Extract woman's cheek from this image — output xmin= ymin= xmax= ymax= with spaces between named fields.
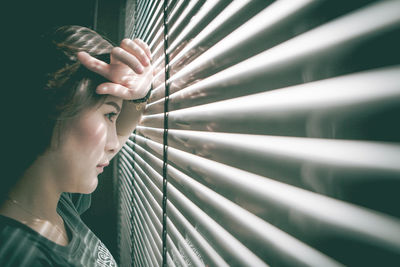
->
xmin=75 ymin=113 xmax=108 ymax=154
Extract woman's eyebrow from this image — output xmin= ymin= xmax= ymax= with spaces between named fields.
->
xmin=105 ymin=101 xmax=121 ymax=112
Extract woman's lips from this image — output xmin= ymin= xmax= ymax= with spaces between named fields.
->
xmin=96 ymin=162 xmax=109 ymax=173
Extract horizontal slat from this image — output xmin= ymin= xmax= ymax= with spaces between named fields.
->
xmin=152 ymin=0 xmax=206 ymax=62
xmin=131 ymin=203 xmax=159 ymax=267
xmin=166 ymin=198 xmax=229 ymax=267
xmin=131 ymin=172 xmax=160 ymax=266
xmin=133 ymin=133 xmax=400 ymax=263
xmin=131 ymin=216 xmax=152 ymax=267
xmin=133 ymin=134 xmax=342 ymax=266
xmin=148 ymin=0 xmax=184 ymax=52
xmin=137 ymin=122 xmax=400 ymax=217
xmin=143 ymin=66 xmax=400 ymax=142
xmin=132 ymin=134 xmax=270 ymax=265
xmin=149 ymin=0 xmax=189 ymax=53
xmin=166 ymin=215 xmax=204 ymax=267
xmin=168 ymin=159 xmax=343 ymax=266
xmin=142 ymin=2 xmax=164 ymax=43
xmin=131 ymin=162 xmax=163 ymax=238
xmin=121 ymin=156 xmax=163 ymax=225
xmin=130 ymin=147 xmax=229 ymax=266
xmin=148 ymin=0 xmax=400 ymax=105
xmin=166 ymin=0 xmax=232 ymax=61
xmin=135 ymin=1 xmax=155 ymax=36
xmin=151 ymin=0 xmax=273 ymax=94
xmin=153 ymin=0 xmax=309 ymax=91
xmin=166 ymin=175 xmax=269 ymax=266
xmin=131 ymin=178 xmax=162 ymax=265
xmin=136 ymin=1 xmax=160 ymax=40
xmin=128 ymin=146 xmax=193 ymax=266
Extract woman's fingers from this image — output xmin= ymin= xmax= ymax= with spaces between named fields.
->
xmin=111 ymin=47 xmax=144 ymax=74
xmin=77 ymin=51 xmax=110 ymax=78
xmin=96 ymin=82 xmax=132 ymax=99
xmin=133 ymin=39 xmax=152 ymax=61
xmin=120 ymin=38 xmax=151 ymax=67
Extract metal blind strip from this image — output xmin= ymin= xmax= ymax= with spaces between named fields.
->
xmin=160 ymin=66 xmax=400 ymax=142
xmin=117 ymin=0 xmax=400 ymax=265
xmin=144 ymin=0 xmax=180 ymax=48
xmin=116 ymin=185 xmax=134 ymax=264
xmin=130 ymin=160 xmax=164 ymax=231
xmin=166 ymin=0 xmax=232 ymax=61
xmin=131 ymin=189 xmax=161 ymax=266
xmin=149 ymin=0 xmax=189 ymax=55
xmin=132 ymin=135 xmax=270 ymax=265
xmin=169 ymin=138 xmax=400 ymax=256
xmin=131 ymin=165 xmax=206 ymax=266
xmin=150 ymin=0 xmax=320 ymax=104
xmin=132 ymin=148 xmax=220 ymax=266
xmin=130 ymin=152 xmax=164 ymax=204
xmin=135 ymin=0 xmax=155 ymax=36
xmin=165 ymin=198 xmax=229 ymax=267
xmin=120 ymin=154 xmax=163 ymax=225
xmin=153 ymin=0 xmax=207 ymax=63
xmin=136 ymin=0 xmax=159 ymax=40
xmin=117 ymin=170 xmax=133 ymax=221
xmin=152 ymin=0 xmax=400 ymax=105
xmin=131 ymin=205 xmax=157 ymax=266
xmin=131 ymin=219 xmax=151 ymax=267
xmin=168 ymin=0 xmax=207 ymax=44
xmin=132 ymin=147 xmax=164 ymax=194
xmin=151 ymin=0 xmax=270 ymax=93
xmin=163 ymin=128 xmax=400 ymax=217
xmin=136 ymin=126 xmax=164 ymax=144
xmin=130 ymin=143 xmax=232 ymax=263
xmin=131 ymin=167 xmax=163 ymax=247
xmin=169 ymin=154 xmax=343 ymax=266
xmin=134 ymin=132 xmax=400 ymax=262
xmin=165 ymin=217 xmax=205 ymax=267
xmin=164 ymin=0 xmax=378 ymax=92
xmin=141 ymin=2 xmax=164 ymax=43
xmin=164 ymin=0 xmax=272 ymax=80
xmin=127 ymin=159 xmax=161 ymax=266
xmin=117 ymin=171 xmax=134 ymax=231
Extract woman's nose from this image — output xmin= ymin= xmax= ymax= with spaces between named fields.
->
xmin=105 ymin=126 xmax=120 ymax=154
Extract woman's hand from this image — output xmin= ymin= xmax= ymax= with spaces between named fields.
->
xmin=77 ymin=38 xmax=153 ymax=100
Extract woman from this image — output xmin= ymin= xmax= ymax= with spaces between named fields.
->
xmin=0 ymin=25 xmax=153 ymax=266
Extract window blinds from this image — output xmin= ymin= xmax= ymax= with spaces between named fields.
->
xmin=116 ymin=0 xmax=400 ymax=266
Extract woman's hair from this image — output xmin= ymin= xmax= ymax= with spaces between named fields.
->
xmin=2 ymin=25 xmax=114 ymax=201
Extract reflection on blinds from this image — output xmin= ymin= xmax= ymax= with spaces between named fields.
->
xmin=116 ymin=0 xmax=400 ymax=266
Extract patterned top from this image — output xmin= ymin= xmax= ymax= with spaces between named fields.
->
xmin=0 ymin=193 xmax=117 ymax=266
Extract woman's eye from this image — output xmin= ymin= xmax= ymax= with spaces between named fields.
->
xmin=105 ymin=112 xmax=118 ymax=122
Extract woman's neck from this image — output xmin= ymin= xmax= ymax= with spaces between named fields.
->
xmin=0 ymin=155 xmax=69 ymax=245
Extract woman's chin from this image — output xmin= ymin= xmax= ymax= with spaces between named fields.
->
xmin=79 ymin=177 xmax=99 ymax=194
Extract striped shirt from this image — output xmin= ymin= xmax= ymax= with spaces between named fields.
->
xmin=0 ymin=193 xmax=117 ymax=266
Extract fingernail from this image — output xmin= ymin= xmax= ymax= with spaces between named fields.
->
xmin=144 ymin=57 xmax=150 ymax=66
xmin=137 ymin=65 xmax=144 ymax=74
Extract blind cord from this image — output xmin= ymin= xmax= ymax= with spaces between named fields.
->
xmin=162 ymin=0 xmax=170 ymax=266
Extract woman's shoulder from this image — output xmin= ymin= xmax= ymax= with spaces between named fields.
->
xmin=0 ymin=215 xmax=53 ymax=266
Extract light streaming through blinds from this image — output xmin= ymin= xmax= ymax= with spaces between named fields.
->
xmin=116 ymin=0 xmax=400 ymax=266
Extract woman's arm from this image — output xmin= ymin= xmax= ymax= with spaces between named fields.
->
xmin=116 ymin=100 xmax=146 ymax=150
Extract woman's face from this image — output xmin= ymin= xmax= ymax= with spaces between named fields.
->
xmin=47 ymin=95 xmax=122 ymax=194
